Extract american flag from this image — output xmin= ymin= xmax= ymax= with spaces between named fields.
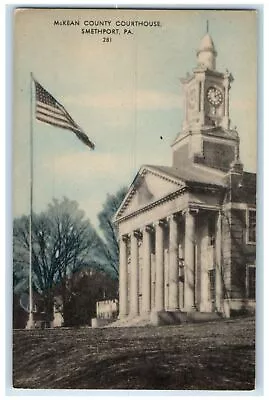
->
xmin=34 ymin=79 xmax=95 ymax=150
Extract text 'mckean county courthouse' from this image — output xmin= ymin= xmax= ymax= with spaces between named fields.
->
xmin=114 ymin=31 xmax=256 ymax=324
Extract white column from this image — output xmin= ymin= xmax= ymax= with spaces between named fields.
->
xmin=200 ymin=223 xmax=209 ymax=312
xmin=164 ymin=249 xmax=169 ymax=310
xmin=168 ymin=215 xmax=179 ymax=310
xmin=184 ymin=209 xmax=196 ymax=311
xmin=130 ymin=231 xmax=139 ymax=316
xmin=155 ymin=221 xmax=165 ymax=311
xmin=142 ymin=226 xmax=151 ymax=315
xmin=215 ymin=211 xmax=222 ymax=312
xmin=119 ymin=235 xmax=128 ymax=318
xmin=151 ymin=253 xmax=156 ymax=310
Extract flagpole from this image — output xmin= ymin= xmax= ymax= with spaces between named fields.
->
xmin=26 ymin=72 xmax=34 ymax=329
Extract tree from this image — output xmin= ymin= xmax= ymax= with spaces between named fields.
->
xmin=97 ymin=186 xmax=128 ymax=279
xmin=13 ymin=188 xmax=128 ymax=327
xmin=13 ymin=197 xmax=104 ymax=323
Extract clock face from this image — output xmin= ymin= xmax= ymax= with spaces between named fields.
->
xmin=207 ymin=87 xmax=223 ymax=106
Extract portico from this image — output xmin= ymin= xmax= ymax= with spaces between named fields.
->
xmin=118 ymin=199 xmax=223 ymax=319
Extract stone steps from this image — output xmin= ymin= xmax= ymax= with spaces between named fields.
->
xmin=108 ymin=315 xmax=152 ymax=328
xmin=94 ymin=311 xmax=223 ymax=328
xmin=150 ymin=310 xmax=222 ymax=326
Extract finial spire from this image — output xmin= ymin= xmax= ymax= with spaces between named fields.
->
xmin=197 ymin=22 xmax=217 ymax=70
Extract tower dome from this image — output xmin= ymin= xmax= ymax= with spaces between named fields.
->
xmin=197 ymin=33 xmax=217 ymax=70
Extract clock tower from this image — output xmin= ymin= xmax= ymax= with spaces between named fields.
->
xmin=172 ymin=32 xmax=241 ymax=172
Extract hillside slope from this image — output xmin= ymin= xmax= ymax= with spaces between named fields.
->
xmin=13 ymin=317 xmax=255 ymax=390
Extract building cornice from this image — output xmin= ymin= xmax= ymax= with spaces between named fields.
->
xmin=222 ymin=202 xmax=256 ymax=211
xmin=187 ymin=182 xmax=225 ymax=192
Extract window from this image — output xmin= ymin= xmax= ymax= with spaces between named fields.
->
xmin=246 ymin=208 xmax=256 ymax=244
xmin=246 ymin=264 xmax=256 ymax=299
xmin=208 ymin=214 xmax=216 ymax=246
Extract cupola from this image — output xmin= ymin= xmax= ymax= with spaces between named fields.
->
xmin=196 ymin=33 xmax=217 ymax=70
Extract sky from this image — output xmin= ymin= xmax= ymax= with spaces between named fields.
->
xmin=12 ymin=8 xmax=257 ymax=229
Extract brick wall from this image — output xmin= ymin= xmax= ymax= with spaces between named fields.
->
xmin=221 ymin=209 xmax=232 ymax=298
xmin=222 ymin=208 xmax=256 ymax=300
xmin=230 ymin=209 xmax=247 ymax=298
xmin=203 ymin=141 xmax=235 ymax=171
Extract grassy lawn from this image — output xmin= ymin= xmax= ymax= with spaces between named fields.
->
xmin=13 ymin=316 xmax=255 ymax=390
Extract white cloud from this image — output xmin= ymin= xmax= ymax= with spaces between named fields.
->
xmin=65 ymin=89 xmax=183 ymax=111
xmin=43 ymin=151 xmax=133 ymax=182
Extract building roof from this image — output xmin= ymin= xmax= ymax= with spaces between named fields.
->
xmin=146 ymin=163 xmax=256 ymax=190
xmin=114 ymin=161 xmax=256 ymax=222
xmin=145 ymin=162 xmax=227 ymax=187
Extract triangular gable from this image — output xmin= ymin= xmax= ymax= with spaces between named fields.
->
xmin=114 ymin=165 xmax=186 ymax=221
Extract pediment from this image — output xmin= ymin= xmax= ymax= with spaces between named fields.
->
xmin=115 ymin=166 xmax=186 ymax=220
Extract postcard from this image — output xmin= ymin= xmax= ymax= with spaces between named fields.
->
xmin=12 ymin=8 xmax=257 ymax=390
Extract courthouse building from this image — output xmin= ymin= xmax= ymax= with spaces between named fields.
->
xmin=114 ymin=32 xmax=256 ymax=323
